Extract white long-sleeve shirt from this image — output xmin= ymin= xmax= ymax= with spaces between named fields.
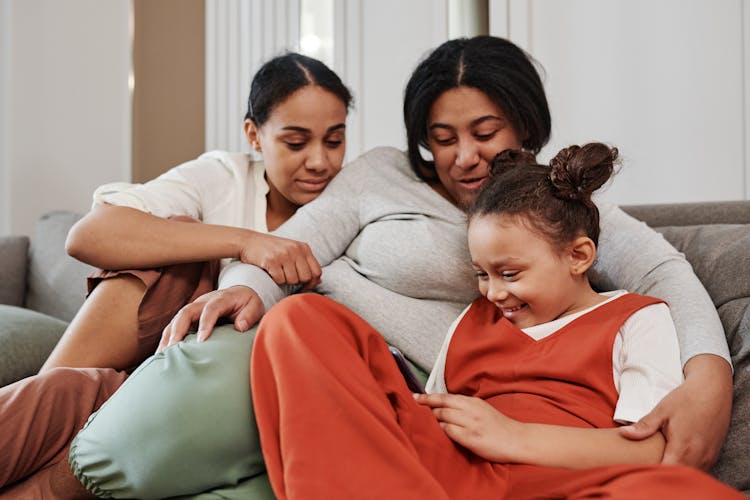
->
xmin=92 ymin=151 xmax=269 ymax=270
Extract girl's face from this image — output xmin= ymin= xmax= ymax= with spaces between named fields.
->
xmin=468 ymin=213 xmax=593 ymax=329
xmin=427 ymin=86 xmax=522 ymax=208
xmin=246 ymin=85 xmax=347 ymax=211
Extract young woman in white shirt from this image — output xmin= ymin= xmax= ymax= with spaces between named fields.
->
xmin=38 ymin=52 xmax=352 ymax=372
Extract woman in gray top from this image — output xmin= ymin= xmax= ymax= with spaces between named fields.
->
xmin=188 ymin=35 xmax=732 ymax=468
xmin=71 ymin=36 xmax=731 ymax=498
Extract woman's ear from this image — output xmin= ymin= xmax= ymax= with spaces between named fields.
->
xmin=567 ymin=236 xmax=596 ymax=276
xmin=244 ymin=119 xmax=262 ymax=152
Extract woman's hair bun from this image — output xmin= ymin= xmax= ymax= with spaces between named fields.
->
xmin=548 ymin=143 xmax=618 ymax=204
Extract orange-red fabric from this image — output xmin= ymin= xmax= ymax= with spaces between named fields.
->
xmin=446 ymin=293 xmax=662 ymax=429
xmin=251 ymin=294 xmax=743 ymax=500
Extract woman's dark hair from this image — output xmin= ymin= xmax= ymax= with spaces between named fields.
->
xmin=469 ymin=143 xmax=618 ymax=249
xmin=404 ymin=36 xmax=551 ymax=181
xmin=245 ymin=53 xmax=352 ymax=126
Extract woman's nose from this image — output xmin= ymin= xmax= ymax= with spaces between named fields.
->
xmin=305 ymin=144 xmax=329 ymax=172
xmin=455 ymin=139 xmax=480 ymax=170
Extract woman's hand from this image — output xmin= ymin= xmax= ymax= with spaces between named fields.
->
xmin=618 ymin=354 xmax=733 ymax=470
xmin=239 ymin=232 xmax=321 ymax=290
xmin=414 ymin=393 xmax=521 ymax=462
xmin=157 ymin=286 xmax=264 ymax=352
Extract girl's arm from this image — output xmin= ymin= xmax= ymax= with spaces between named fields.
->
xmin=592 ymin=201 xmax=732 ymax=469
xmin=415 ymin=393 xmax=665 ymax=468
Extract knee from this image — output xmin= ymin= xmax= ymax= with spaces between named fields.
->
xmin=266 ymin=293 xmax=338 ymax=320
xmin=42 ymin=367 xmax=125 ymax=412
xmin=38 ymin=367 xmax=101 ymax=395
xmin=257 ymin=294 xmax=342 ymax=349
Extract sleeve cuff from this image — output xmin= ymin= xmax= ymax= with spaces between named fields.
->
xmin=218 ymin=261 xmax=286 ymax=312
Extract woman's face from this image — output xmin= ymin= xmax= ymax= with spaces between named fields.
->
xmin=246 ymin=85 xmax=347 ymax=210
xmin=427 ymin=86 xmax=522 ymax=208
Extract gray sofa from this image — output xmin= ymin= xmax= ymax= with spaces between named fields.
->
xmin=0 ymin=211 xmax=93 ymax=385
xmin=1 ymin=203 xmax=749 ymax=495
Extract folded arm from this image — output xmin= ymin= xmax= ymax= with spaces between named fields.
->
xmin=66 ymin=204 xmax=253 ymax=269
xmin=162 ymin=151 xmax=372 ymax=345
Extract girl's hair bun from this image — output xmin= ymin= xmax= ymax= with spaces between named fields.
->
xmin=548 ymin=143 xmax=618 ymax=205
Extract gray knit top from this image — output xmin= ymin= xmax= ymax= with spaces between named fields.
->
xmin=220 ymin=147 xmax=730 ymax=371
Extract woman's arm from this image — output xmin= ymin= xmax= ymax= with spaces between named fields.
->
xmin=66 ymin=205 xmax=319 ymax=286
xmin=67 ymin=204 xmax=253 ymax=269
xmin=619 ymin=354 xmax=733 ymax=470
xmin=415 ymin=393 xmax=665 ymax=468
xmin=592 ymin=201 xmax=729 ymax=366
xmin=162 ymin=148 xmax=393 ymax=346
xmin=592 ymin=201 xmax=732 ymax=468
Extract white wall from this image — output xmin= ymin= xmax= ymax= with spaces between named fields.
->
xmin=1 ymin=0 xmax=131 ymax=236
xmin=206 ymin=0 xmax=749 ymax=205
xmin=507 ymin=0 xmax=746 ymax=204
xmin=1 ymin=0 xmax=10 ymax=235
xmin=3 ymin=0 xmax=739 ymax=235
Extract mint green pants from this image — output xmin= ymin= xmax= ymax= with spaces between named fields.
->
xmin=69 ymin=325 xmax=271 ymax=499
xmin=69 ymin=323 xmax=428 ymax=499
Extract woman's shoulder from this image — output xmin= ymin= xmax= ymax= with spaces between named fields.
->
xmin=342 ymin=146 xmax=416 ymax=181
xmin=188 ymin=150 xmax=254 ymax=177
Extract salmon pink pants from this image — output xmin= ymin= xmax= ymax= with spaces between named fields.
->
xmin=0 ymin=367 xmax=127 ymax=499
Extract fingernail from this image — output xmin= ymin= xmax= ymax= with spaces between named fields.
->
xmin=237 ymin=320 xmax=248 ymax=332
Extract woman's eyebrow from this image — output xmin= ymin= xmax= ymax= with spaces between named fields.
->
xmin=281 ymin=126 xmax=311 ymax=133
xmin=281 ymin=124 xmax=346 ymax=134
xmin=428 ymin=123 xmax=453 ymax=131
xmin=428 ymin=115 xmax=504 ymax=131
xmin=326 ymin=123 xmax=346 ymax=133
xmin=470 ymin=115 xmax=504 ymax=127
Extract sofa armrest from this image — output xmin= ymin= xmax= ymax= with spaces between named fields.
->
xmin=0 ymin=236 xmax=30 ymax=307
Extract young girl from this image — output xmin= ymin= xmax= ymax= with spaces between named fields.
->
xmin=0 ymin=52 xmax=351 ymax=498
xmin=247 ymin=143 xmax=742 ymax=498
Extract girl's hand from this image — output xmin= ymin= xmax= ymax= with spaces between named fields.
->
xmin=158 ymin=286 xmax=264 ymax=351
xmin=239 ymin=232 xmax=321 ymax=290
xmin=618 ymin=354 xmax=732 ymax=470
xmin=414 ymin=393 xmax=521 ymax=462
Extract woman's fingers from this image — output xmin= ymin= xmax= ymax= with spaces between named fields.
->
xmin=158 ymin=302 xmax=203 ymax=352
xmin=156 ymin=286 xmax=263 ymax=352
xmin=242 ymin=235 xmax=321 ymax=288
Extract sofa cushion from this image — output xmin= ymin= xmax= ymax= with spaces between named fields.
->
xmin=655 ymin=224 xmax=750 ymax=491
xmin=712 ymin=297 xmax=750 ymax=491
xmin=0 ymin=236 xmax=29 ymax=307
xmin=25 ymin=211 xmax=94 ymax=322
xmin=655 ymin=224 xmax=750 ymax=308
xmin=0 ymin=305 xmax=68 ymax=387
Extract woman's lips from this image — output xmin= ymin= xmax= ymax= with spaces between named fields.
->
xmin=458 ymin=176 xmax=488 ymax=191
xmin=296 ymin=178 xmax=329 ymax=192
